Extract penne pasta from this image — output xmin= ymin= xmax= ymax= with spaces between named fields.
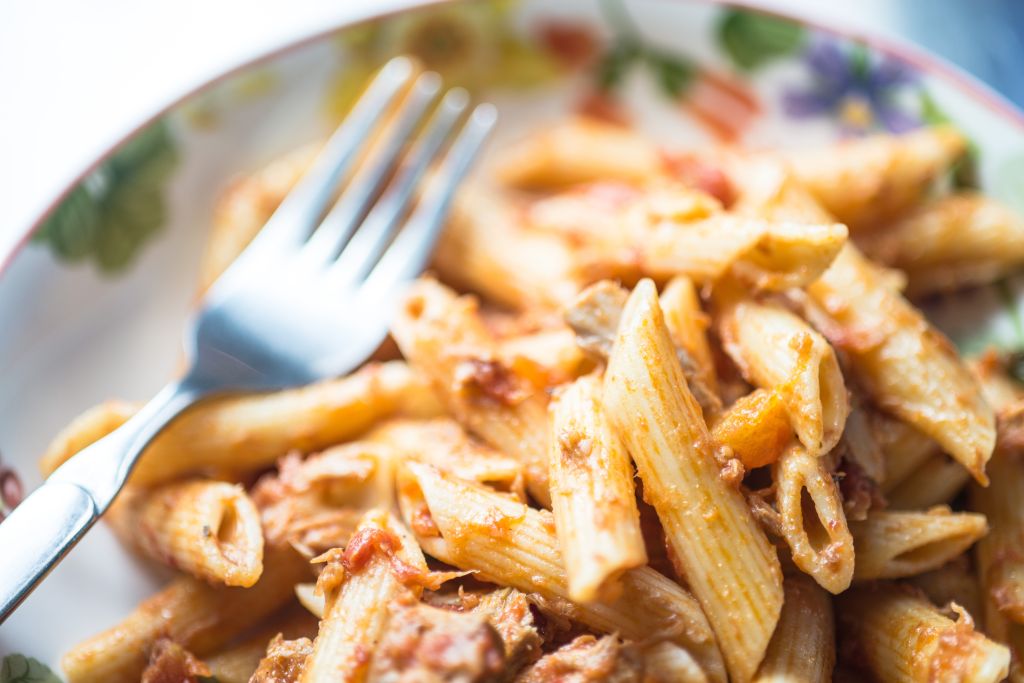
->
xmin=391 ymin=278 xmax=552 ymax=505
xmin=62 ymin=547 xmax=310 ymax=683
xmin=495 ymin=327 xmax=591 ymax=389
xmin=300 ymin=509 xmax=428 ymax=683
xmin=710 ymin=388 xmax=793 ymax=470
xmin=806 ymin=244 xmax=996 ymax=482
xmin=659 ymin=275 xmax=721 ymax=412
xmin=786 ymin=125 xmax=968 ymax=232
xmin=714 ymin=281 xmax=849 ymax=455
xmin=836 ymin=583 xmax=1009 ymax=683
xmin=875 ymin=413 xmax=942 ymax=491
xmin=603 ymin=279 xmax=782 ymax=682
xmin=396 ymin=461 xmax=727 ymax=682
xmin=643 ymin=642 xmax=709 ymax=683
xmin=908 ymin=558 xmax=983 ymax=621
xmin=494 ymin=117 xmax=661 ymax=189
xmin=37 ymin=400 xmax=138 ymax=477
xmin=753 ymin=574 xmax=835 ymax=683
xmin=434 ymin=184 xmax=584 ymax=310
xmin=548 ymin=374 xmax=647 ymax=603
xmin=41 ymin=361 xmax=442 ymax=484
xmin=107 ymin=479 xmax=264 ymax=587
xmin=773 ymin=444 xmax=855 ymax=593
xmin=885 ymin=453 xmax=970 ymax=510
xmin=860 ymin=192 xmax=1024 ymax=297
xmin=850 ymin=508 xmax=988 ymax=581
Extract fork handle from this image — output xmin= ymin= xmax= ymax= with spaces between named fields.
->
xmin=0 ymin=379 xmax=201 ymax=624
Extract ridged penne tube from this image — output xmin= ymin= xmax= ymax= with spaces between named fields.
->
xmin=773 ymin=444 xmax=855 ymax=594
xmin=300 ymin=510 xmax=428 ymax=683
xmin=434 ymin=185 xmax=583 ymax=310
xmin=392 ymin=278 xmax=552 ymax=505
xmin=860 ymin=192 xmax=1024 ymax=296
xmin=40 ymin=361 xmax=442 ymax=483
xmin=726 ymin=152 xmax=836 ymax=225
xmin=617 ymin=213 xmax=848 ymax=292
xmin=836 ymin=584 xmax=1010 ymax=683
xmin=806 ymin=244 xmax=995 ymax=482
xmin=38 ymin=400 xmax=138 ymax=477
xmin=714 ymin=285 xmax=849 ymax=455
xmin=367 ymin=418 xmax=523 ymax=492
xmin=885 ymin=453 xmax=970 ymax=510
xmin=643 ymin=642 xmax=709 ymax=683
xmin=496 ymin=328 xmax=591 ymax=389
xmin=549 ymin=374 xmax=647 ymax=602
xmin=107 ymin=480 xmax=264 ymax=587
xmin=711 ymin=389 xmax=793 ymax=470
xmin=786 ymin=125 xmax=967 ymax=232
xmin=494 ymin=117 xmax=661 ymax=189
xmin=971 ymin=432 xmax=1024 ymax=623
xmin=62 ymin=547 xmax=309 ymax=683
xmin=753 ymin=574 xmax=834 ymax=683
xmin=875 ymin=414 xmax=942 ymax=491
xmin=850 ymin=509 xmax=989 ymax=581
xmin=603 ymin=279 xmax=781 ymax=683
xmin=396 ymin=462 xmax=727 ymax=683
xmin=660 ymin=276 xmax=720 ymax=410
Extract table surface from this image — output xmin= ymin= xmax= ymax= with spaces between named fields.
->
xmin=2 ymin=0 xmax=1022 ymax=272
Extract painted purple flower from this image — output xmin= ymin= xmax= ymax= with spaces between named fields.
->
xmin=784 ymin=40 xmax=920 ymax=135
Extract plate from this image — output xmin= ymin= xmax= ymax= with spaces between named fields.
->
xmin=2 ymin=0 xmax=1024 ymax=669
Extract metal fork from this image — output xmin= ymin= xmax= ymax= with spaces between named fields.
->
xmin=0 ymin=56 xmax=496 ymax=622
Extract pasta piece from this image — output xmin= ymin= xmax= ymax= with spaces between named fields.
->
xmin=786 ymin=125 xmax=968 ymax=231
xmin=850 ymin=508 xmax=988 ymax=581
xmin=659 ymin=275 xmax=720 ymax=411
xmin=726 ymin=152 xmax=836 ymax=224
xmin=773 ymin=444 xmax=855 ymax=593
xmin=885 ymin=453 xmax=970 ymax=510
xmin=525 ymin=180 xmax=644 ymax=252
xmin=62 ymin=547 xmax=310 ymax=683
xmin=860 ymin=192 xmax=1024 ymax=296
xmin=367 ymin=418 xmax=523 ymax=493
xmin=564 ymin=280 xmax=720 ymax=418
xmin=806 ymin=244 xmax=996 ymax=482
xmin=603 ymin=279 xmax=781 ymax=682
xmin=40 ymin=361 xmax=441 ymax=483
xmin=836 ymin=583 xmax=1009 ymax=683
xmin=396 ymin=462 xmax=727 ymax=683
xmin=37 ymin=400 xmax=137 ymax=477
xmin=434 ymin=184 xmax=584 ymax=310
xmin=392 ymin=278 xmax=552 ymax=505
xmin=710 ymin=388 xmax=793 ymax=470
xmin=496 ymin=327 xmax=591 ymax=389
xmin=548 ymin=374 xmax=647 ymax=602
xmin=643 ymin=642 xmax=709 ymax=683
xmin=875 ymin=413 xmax=942 ymax=491
xmin=494 ymin=117 xmax=661 ymax=188
xmin=515 ymin=635 xmax=643 ymax=682
xmin=598 ymin=210 xmax=847 ymax=292
xmin=107 ymin=480 xmax=264 ymax=587
xmin=753 ymin=574 xmax=835 ymax=683
xmin=250 ymin=635 xmax=313 ymax=683
xmin=714 ymin=282 xmax=849 ymax=455
xmin=908 ymin=558 xmax=983 ymax=621
xmin=300 ymin=509 xmax=428 ymax=683
xmin=200 ymin=144 xmax=318 ymax=291
xmin=972 ymin=415 xmax=1024 ymax=624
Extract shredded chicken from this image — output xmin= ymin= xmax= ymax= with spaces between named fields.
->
xmin=249 ymin=634 xmax=313 ymax=683
xmin=514 ymin=635 xmax=643 ymax=683
xmin=140 ymin=639 xmax=211 ymax=683
xmin=469 ymin=588 xmax=544 ymax=676
xmin=367 ymin=602 xmax=505 ymax=683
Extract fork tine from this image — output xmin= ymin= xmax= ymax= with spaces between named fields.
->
xmin=359 ymin=103 xmax=497 ymax=301
xmin=234 ymin=57 xmax=414 ymax=262
xmin=323 ymin=87 xmax=471 ymax=288
xmin=299 ymin=72 xmax=443 ymax=269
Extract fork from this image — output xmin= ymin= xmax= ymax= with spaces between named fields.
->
xmin=0 ymin=56 xmax=496 ymax=623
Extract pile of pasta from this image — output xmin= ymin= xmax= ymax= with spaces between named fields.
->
xmin=45 ymin=117 xmax=1024 ymax=683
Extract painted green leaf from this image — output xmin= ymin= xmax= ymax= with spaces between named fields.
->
xmin=646 ymin=51 xmax=696 ymax=98
xmin=595 ymin=41 xmax=640 ymax=91
xmin=34 ymin=118 xmax=178 ymax=274
xmin=1 ymin=655 xmax=62 ymax=683
xmin=717 ymin=9 xmax=804 ymax=71
xmin=995 ymin=153 xmax=1024 ymax=216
